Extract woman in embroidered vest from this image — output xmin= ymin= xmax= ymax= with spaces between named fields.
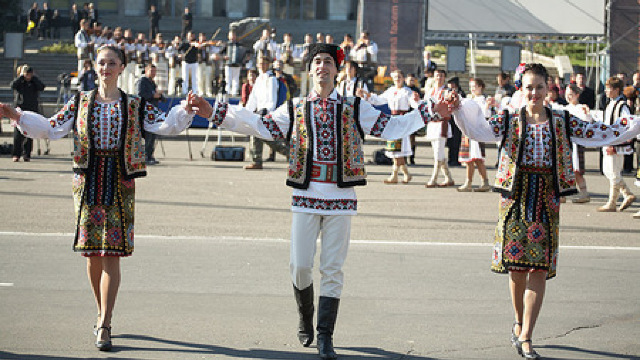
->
xmin=450 ymin=63 xmax=640 ymax=359
xmin=188 ymin=43 xmax=451 ymax=360
xmin=359 ymin=69 xmax=420 ymax=184
xmin=457 ymin=77 xmax=492 ymax=192
xmin=1 ymin=45 xmax=203 ymax=352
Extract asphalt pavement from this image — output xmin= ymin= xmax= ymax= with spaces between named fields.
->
xmin=1 ymin=135 xmax=639 ymax=360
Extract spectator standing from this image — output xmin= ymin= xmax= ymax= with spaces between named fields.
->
xmin=70 ymin=3 xmax=81 ymax=35
xmin=51 ymin=10 xmax=61 ymax=39
xmin=339 ymin=34 xmax=354 ymax=60
xmin=37 ymin=14 xmax=49 ymax=40
xmin=10 ymin=66 xmax=45 ymax=162
xmin=351 ymin=31 xmax=378 ymax=89
xmin=494 ymin=72 xmax=516 ymax=99
xmin=298 ymin=33 xmax=314 ymax=96
xmin=27 ymin=3 xmax=39 ymax=38
xmin=41 ymin=2 xmax=54 ymax=38
xmin=78 ymin=60 xmax=97 ymax=91
xmin=74 ymin=19 xmax=93 ymax=76
xmin=243 ymin=54 xmax=289 ymax=170
xmin=181 ymin=7 xmax=192 ymax=39
xmin=87 ymin=2 xmax=98 ymax=26
xmin=241 ymin=69 xmax=257 ymax=106
xmin=149 ymin=5 xmax=161 ymax=40
xmin=136 ymin=63 xmax=164 ymax=165
xmin=575 ymin=72 xmax=596 ymax=110
xmin=336 ymin=60 xmax=367 ymax=97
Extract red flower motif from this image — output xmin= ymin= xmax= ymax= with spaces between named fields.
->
xmin=336 ymin=48 xmax=345 ymax=66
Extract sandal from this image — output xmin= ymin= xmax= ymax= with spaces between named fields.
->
xmin=511 ymin=322 xmax=521 ymax=347
xmin=515 ymin=339 xmax=541 ymax=359
xmin=93 ymin=313 xmax=100 ymax=336
xmin=95 ymin=325 xmax=112 ymax=351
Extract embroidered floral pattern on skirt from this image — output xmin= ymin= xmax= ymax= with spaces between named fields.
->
xmin=73 ymin=151 xmax=135 ymax=257
xmin=491 ymin=166 xmax=559 ymax=279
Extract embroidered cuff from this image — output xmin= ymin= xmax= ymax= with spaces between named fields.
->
xmin=417 ymin=101 xmax=437 ymax=125
xmin=209 ymin=101 xmax=228 ymax=127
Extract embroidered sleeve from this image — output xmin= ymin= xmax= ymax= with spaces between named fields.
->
xmin=143 ymin=101 xmax=194 ymax=136
xmin=260 ymin=114 xmax=286 ymax=140
xmin=369 ymin=113 xmax=390 ymax=137
xmin=16 ymin=97 xmax=76 ymax=140
xmin=142 ymin=103 xmax=164 ymax=126
xmin=360 ymin=99 xmax=428 ymax=139
xmin=571 ymin=115 xmax=640 ymax=148
xmin=209 ymin=101 xmax=228 ymax=127
xmin=453 ymin=98 xmax=504 ymax=142
xmin=221 ymin=100 xmax=292 ymax=141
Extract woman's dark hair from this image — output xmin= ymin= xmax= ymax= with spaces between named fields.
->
xmin=97 ymin=45 xmax=127 ymax=66
xmin=523 ymin=63 xmax=549 ymax=82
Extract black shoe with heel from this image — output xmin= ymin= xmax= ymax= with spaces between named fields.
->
xmin=95 ymin=326 xmax=112 ymax=351
xmin=511 ymin=322 xmax=521 ymax=347
xmin=515 ymin=339 xmax=541 ymax=359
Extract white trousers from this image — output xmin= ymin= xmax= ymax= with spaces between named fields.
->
xmin=197 ymin=63 xmax=214 ymax=97
xmin=603 ymin=153 xmax=624 ymax=185
xmin=430 ymin=137 xmax=447 ymax=161
xmin=167 ymin=64 xmax=181 ymax=96
xmin=225 ymin=65 xmax=241 ymax=95
xmin=290 ymin=212 xmax=351 ymax=298
xmin=182 ymin=62 xmax=198 ymax=95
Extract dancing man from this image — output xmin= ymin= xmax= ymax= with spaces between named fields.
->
xmin=188 ymin=43 xmax=451 ymax=359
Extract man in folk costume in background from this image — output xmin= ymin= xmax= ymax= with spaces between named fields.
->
xmin=598 ymin=76 xmax=636 ymax=212
xmin=424 ymin=69 xmax=455 ymax=187
xmin=190 ymin=43 xmax=452 ymax=359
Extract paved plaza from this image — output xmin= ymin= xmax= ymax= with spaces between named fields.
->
xmin=1 ymin=134 xmax=639 ymax=359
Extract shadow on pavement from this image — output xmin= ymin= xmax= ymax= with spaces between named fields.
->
xmin=112 ymin=333 xmax=440 ymax=359
xmin=540 ymin=344 xmax=640 ymax=360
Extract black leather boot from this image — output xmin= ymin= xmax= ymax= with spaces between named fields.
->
xmin=410 ymin=146 xmax=416 ymax=165
xmin=316 ymin=296 xmax=340 ymax=359
xmin=293 ymin=284 xmax=314 ymax=347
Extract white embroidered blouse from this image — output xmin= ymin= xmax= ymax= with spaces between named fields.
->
xmin=453 ymin=98 xmax=640 ymax=166
xmin=17 ymin=96 xmax=194 ymax=147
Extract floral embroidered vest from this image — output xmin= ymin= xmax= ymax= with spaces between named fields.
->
xmin=494 ymin=107 xmax=577 ymax=196
xmin=285 ymin=96 xmax=367 ymax=189
xmin=73 ymin=89 xmax=147 ymax=179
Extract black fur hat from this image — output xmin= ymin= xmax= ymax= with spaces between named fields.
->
xmin=304 ymin=43 xmax=344 ymax=70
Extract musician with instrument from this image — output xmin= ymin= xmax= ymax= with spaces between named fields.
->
xmin=179 ymin=31 xmax=200 ymax=95
xmin=165 ymin=36 xmax=182 ymax=96
xmin=220 ymin=29 xmax=247 ymax=96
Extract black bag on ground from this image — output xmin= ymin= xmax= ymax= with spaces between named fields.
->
xmin=373 ymin=148 xmax=392 ymax=165
xmin=212 ymin=145 xmax=245 ymax=161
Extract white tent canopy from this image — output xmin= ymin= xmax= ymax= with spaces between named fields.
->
xmin=427 ymin=0 xmax=606 ymax=36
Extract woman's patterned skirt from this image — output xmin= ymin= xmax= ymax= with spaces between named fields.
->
xmin=491 ymin=166 xmax=559 ymax=279
xmin=73 ymin=150 xmax=135 ymax=257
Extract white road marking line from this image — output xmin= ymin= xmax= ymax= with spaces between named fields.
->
xmin=0 ymin=283 xmax=15 ymax=287
xmin=0 ymin=231 xmax=639 ymax=251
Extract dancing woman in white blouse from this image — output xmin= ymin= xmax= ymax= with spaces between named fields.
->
xmin=450 ymin=63 xmax=640 ymax=359
xmin=359 ymin=69 xmax=420 ymax=184
xmin=0 ymin=45 xmax=207 ymax=352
